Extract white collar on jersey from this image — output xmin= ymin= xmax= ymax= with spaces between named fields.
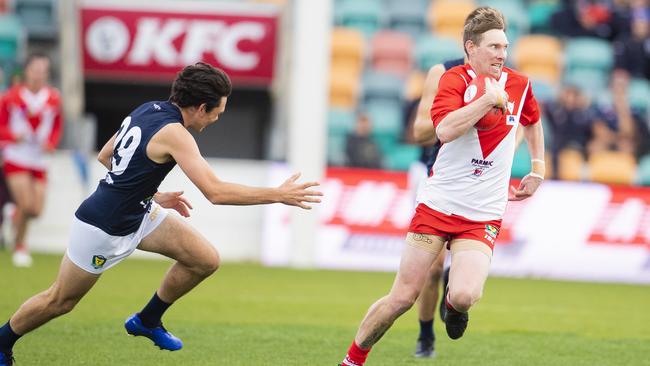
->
xmin=19 ymin=87 xmax=50 ymax=115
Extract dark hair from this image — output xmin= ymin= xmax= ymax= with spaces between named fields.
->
xmin=169 ymin=62 xmax=232 ymax=112
xmin=24 ymin=52 xmax=49 ymax=69
xmin=462 ymin=7 xmax=507 ymax=56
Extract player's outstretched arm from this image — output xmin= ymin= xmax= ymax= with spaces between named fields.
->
xmin=413 ymin=64 xmax=445 ymax=145
xmin=154 ymin=123 xmax=323 ymax=208
xmin=97 ymin=133 xmax=117 ymax=170
xmin=509 ymin=120 xmax=545 ymax=201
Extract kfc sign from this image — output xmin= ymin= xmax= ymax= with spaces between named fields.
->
xmin=80 ymin=3 xmax=279 ymax=85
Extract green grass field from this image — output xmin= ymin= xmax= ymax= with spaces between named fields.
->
xmin=1 ymin=252 xmax=649 ymax=366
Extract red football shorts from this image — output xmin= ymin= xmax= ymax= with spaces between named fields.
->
xmin=408 ymin=203 xmax=502 ymax=251
xmin=3 ymin=161 xmax=47 ymax=182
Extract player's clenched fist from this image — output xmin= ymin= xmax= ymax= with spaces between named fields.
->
xmin=484 ymin=77 xmax=509 ymax=112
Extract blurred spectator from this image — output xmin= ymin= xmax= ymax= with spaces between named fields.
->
xmin=552 ymin=0 xmax=630 ymax=40
xmin=345 ymin=112 xmax=383 ymax=169
xmin=544 ymin=84 xmax=596 ymax=176
xmin=612 ymin=7 xmax=650 ymax=80
xmin=588 ymin=101 xmax=636 ymax=155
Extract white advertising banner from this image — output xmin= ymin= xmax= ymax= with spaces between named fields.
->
xmin=262 ymin=164 xmax=650 ymax=284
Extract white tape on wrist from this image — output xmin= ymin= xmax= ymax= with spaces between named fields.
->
xmin=531 ymin=159 xmax=545 ymax=164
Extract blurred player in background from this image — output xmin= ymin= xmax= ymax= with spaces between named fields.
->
xmin=0 ymin=62 xmax=322 ymax=366
xmin=340 ymin=7 xmax=544 ymax=366
xmin=0 ymin=53 xmax=62 ymax=267
xmin=408 ymin=56 xmax=464 ymax=359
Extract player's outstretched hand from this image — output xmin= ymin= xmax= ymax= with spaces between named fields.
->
xmin=154 ymin=191 xmax=193 ymax=217
xmin=484 ymin=78 xmax=509 ymax=113
xmin=278 ymin=172 xmax=323 ymax=209
xmin=508 ymin=174 xmax=543 ymax=201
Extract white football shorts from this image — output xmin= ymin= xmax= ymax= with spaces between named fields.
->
xmin=66 ymin=202 xmax=168 ymax=274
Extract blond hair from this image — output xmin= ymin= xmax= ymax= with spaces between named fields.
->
xmin=462 ymin=7 xmax=507 ymax=55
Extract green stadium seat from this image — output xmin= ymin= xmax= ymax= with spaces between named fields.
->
xmin=527 ymin=0 xmax=561 ymax=34
xmin=627 ymin=78 xmax=650 ymax=113
xmin=337 ymin=0 xmax=384 ymax=38
xmin=638 ymin=154 xmax=650 ymax=186
xmin=365 ymin=102 xmax=402 ymax=154
xmin=564 ymin=37 xmax=613 ymax=73
xmin=414 ymin=35 xmax=464 ymax=71
xmin=385 ymin=143 xmax=420 ymax=171
xmin=362 ymin=71 xmax=404 ymax=108
xmin=328 ymin=108 xmax=355 ymax=136
xmin=13 ymin=0 xmax=57 ymax=39
xmin=387 ymin=0 xmax=428 ymax=39
xmin=564 ymin=68 xmax=609 ymax=97
xmin=478 ymin=0 xmax=530 ymax=43
xmin=0 ymin=15 xmax=24 ymax=62
xmin=531 ymin=79 xmax=558 ymax=103
xmin=511 ymin=142 xmax=531 ymax=178
xmin=327 ymin=132 xmax=347 ymax=166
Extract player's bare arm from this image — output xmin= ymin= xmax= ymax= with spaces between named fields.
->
xmin=149 ymin=123 xmax=322 ymax=209
xmin=97 ymin=133 xmax=116 ymax=170
xmin=436 ymin=78 xmax=508 ymax=143
xmin=413 ymin=64 xmax=445 ymax=145
xmin=509 ymin=120 xmax=545 ymax=201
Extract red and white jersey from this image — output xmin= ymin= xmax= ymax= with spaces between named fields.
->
xmin=0 ymin=84 xmax=62 ymax=170
xmin=417 ymin=64 xmax=540 ymax=221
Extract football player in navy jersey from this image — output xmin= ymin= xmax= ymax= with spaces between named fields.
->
xmin=410 ymin=57 xmax=464 ymax=359
xmin=0 ymin=62 xmax=322 ymax=365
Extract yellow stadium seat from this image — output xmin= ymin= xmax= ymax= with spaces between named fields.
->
xmin=429 ymin=1 xmax=475 ymax=42
xmin=557 ymin=149 xmax=584 ymax=181
xmin=589 ymin=151 xmax=637 ymax=185
xmin=512 ymin=35 xmax=563 ymax=83
xmin=329 ymin=66 xmax=360 ymax=109
xmin=331 ymin=27 xmax=365 ymax=77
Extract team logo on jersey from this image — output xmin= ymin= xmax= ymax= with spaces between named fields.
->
xmin=484 ymin=224 xmax=499 ymax=238
xmin=506 ymin=115 xmax=517 ymax=126
xmin=91 ymin=255 xmax=107 ymax=269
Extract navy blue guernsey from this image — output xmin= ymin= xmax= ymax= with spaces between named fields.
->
xmin=76 ymin=101 xmax=182 ymax=236
xmin=423 ymin=57 xmax=465 ymax=174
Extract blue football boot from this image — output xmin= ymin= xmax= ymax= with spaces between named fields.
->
xmin=0 ymin=350 xmax=14 ymax=366
xmin=124 ymin=313 xmax=183 ymax=351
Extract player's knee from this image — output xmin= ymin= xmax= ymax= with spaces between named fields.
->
xmin=449 ymin=289 xmax=481 ymax=311
xmin=389 ymin=288 xmax=419 ymax=314
xmin=196 ymin=247 xmax=220 ymax=277
xmin=428 ymin=265 xmax=444 ymax=282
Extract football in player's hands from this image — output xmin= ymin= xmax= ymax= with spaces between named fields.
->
xmin=463 ymin=74 xmax=504 ymax=131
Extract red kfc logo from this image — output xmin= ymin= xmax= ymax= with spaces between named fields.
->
xmin=81 ymin=4 xmax=278 ymax=85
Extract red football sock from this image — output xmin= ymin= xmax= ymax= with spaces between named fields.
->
xmin=342 ymin=341 xmax=370 ymax=366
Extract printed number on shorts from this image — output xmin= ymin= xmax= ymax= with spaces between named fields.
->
xmin=111 ymin=116 xmax=142 ymax=176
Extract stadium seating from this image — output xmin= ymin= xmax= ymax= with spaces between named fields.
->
xmin=414 ymin=34 xmax=464 ymax=71
xmin=365 ymin=101 xmax=403 ymax=153
xmin=385 ymin=143 xmax=421 ymax=171
xmin=337 ymin=0 xmax=384 ymax=38
xmin=429 ymin=0 xmax=476 ymax=42
xmin=512 ymin=35 xmax=562 ymax=83
xmin=370 ymin=30 xmax=413 ymax=77
xmin=329 ymin=65 xmax=360 ymax=108
xmin=12 ymin=0 xmax=56 ymax=39
xmin=386 ymin=0 xmax=428 ymax=38
xmin=589 ymin=151 xmax=636 ymax=185
xmin=557 ymin=149 xmax=585 ymax=181
xmin=564 ymin=37 xmax=614 ymax=73
xmin=362 ymin=71 xmax=404 ymax=108
xmin=638 ymin=154 xmax=650 ymax=186
xmin=627 ymin=78 xmax=650 ymax=113
xmin=478 ymin=0 xmax=530 ymax=43
xmin=527 ymin=0 xmax=560 ymax=34
xmin=531 ymin=79 xmax=558 ymax=103
xmin=330 ymin=27 xmax=365 ymax=77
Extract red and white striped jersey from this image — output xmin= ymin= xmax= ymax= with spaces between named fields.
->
xmin=417 ymin=64 xmax=540 ymax=221
xmin=0 ymin=84 xmax=62 ymax=170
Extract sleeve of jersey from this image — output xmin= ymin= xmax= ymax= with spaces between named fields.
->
xmin=519 ymin=81 xmax=541 ymax=126
xmin=0 ymin=96 xmax=13 ymax=143
xmin=46 ymin=100 xmax=63 ymax=149
xmin=429 ymin=72 xmax=466 ymax=128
